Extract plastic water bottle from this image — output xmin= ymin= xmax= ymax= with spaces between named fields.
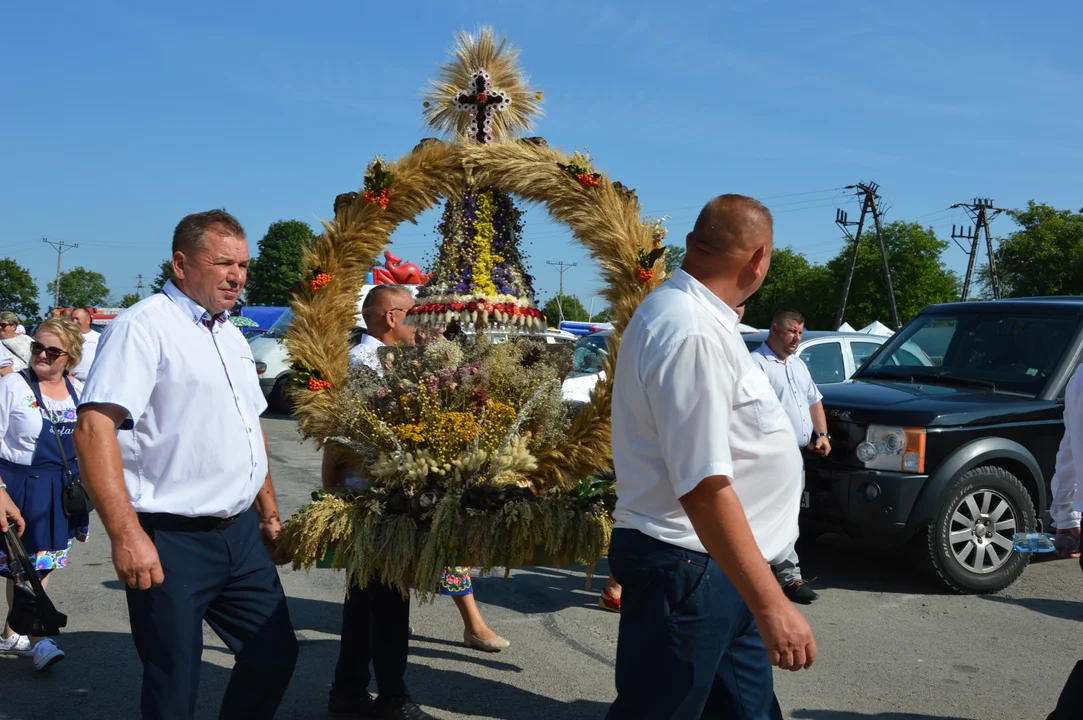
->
xmin=1012 ymin=532 xmax=1057 ymax=553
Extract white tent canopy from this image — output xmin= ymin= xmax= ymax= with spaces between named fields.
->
xmin=859 ymin=320 xmax=894 ymax=336
xmin=838 ymin=322 xmax=856 ymax=332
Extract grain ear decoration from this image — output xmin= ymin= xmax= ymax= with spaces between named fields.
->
xmin=284 ymin=139 xmax=664 ymax=485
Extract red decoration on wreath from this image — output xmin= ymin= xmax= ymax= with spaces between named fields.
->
xmin=307 ymin=378 xmax=332 ymax=392
xmin=363 ymin=188 xmax=390 ymax=208
xmin=310 ymin=273 xmax=332 ymax=292
xmin=637 ymin=267 xmax=654 ymax=284
xmin=576 ymin=173 xmax=600 ymax=188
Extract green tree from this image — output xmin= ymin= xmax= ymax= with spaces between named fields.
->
xmin=47 ymin=266 xmax=110 ymax=309
xmin=824 ymin=221 xmax=959 ymax=329
xmin=0 ymin=258 xmax=40 ymax=321
xmin=980 ymin=201 xmax=1083 ymax=297
xmin=119 ymin=293 xmax=142 ymax=308
xmin=663 ymin=244 xmax=686 ymax=276
xmin=151 ymin=259 xmax=173 ymax=293
xmin=245 ymin=220 xmax=314 ymax=305
xmin=743 ymin=248 xmax=830 ymax=328
xmin=542 ymin=294 xmax=589 ymax=324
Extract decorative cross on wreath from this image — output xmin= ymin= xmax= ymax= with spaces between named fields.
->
xmin=455 ymin=70 xmax=512 ymax=144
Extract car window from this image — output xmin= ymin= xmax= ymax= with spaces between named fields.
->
xmin=264 ymin=309 xmax=293 ymax=339
xmin=800 ymin=342 xmax=845 ymax=385
xmin=861 ymin=313 xmax=1080 ymax=394
xmin=850 ymin=341 xmax=881 ymax=370
xmin=571 ymin=334 xmax=609 ymax=372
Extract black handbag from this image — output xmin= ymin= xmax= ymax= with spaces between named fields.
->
xmin=2 ymin=528 xmax=67 ymax=637
xmin=20 ymin=370 xmax=94 ymax=518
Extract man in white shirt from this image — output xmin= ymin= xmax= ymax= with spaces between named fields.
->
xmin=608 ymin=195 xmax=816 ymax=719
xmin=73 ymin=210 xmax=297 ymax=720
xmin=752 ymin=309 xmax=831 ymax=604
xmin=69 ymin=308 xmax=100 ymax=382
xmin=325 ymin=284 xmax=438 ymax=720
xmin=1047 ymin=364 xmax=1083 ymax=719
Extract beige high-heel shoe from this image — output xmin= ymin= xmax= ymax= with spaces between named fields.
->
xmin=464 ymin=630 xmax=511 ymax=652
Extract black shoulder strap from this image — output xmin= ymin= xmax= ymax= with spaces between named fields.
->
xmin=18 ymin=370 xmax=76 ymax=487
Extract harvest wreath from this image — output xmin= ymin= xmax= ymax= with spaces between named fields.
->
xmin=278 ymin=29 xmax=668 ymax=597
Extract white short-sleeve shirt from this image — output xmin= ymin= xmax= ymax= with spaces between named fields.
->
xmin=0 ymin=373 xmax=83 ymax=465
xmin=70 ymin=330 xmax=100 ymax=383
xmin=79 ymin=281 xmax=268 ymax=518
xmin=611 ymin=269 xmax=803 ymax=563
xmin=0 ymin=344 xmax=12 ymax=370
xmin=751 ymin=343 xmax=823 ymax=447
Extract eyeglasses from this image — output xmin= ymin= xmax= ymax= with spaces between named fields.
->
xmin=0 ymin=323 xmax=10 ymax=329
xmin=30 ymin=341 xmax=68 ymax=362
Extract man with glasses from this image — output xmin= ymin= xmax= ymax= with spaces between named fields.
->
xmin=326 ymin=284 xmax=437 ymax=720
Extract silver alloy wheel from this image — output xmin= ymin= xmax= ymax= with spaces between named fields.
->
xmin=947 ymin=489 xmax=1018 ymax=574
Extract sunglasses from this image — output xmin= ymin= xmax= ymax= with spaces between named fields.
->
xmin=30 ymin=341 xmax=68 ymax=362
xmin=0 ymin=323 xmax=11 ymax=329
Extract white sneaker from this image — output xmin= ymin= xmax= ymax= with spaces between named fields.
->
xmin=0 ymin=633 xmax=31 ymax=655
xmin=32 ymin=638 xmax=64 ymax=671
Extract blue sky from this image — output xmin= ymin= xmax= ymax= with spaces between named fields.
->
xmin=3 ymin=1 xmax=1081 ymax=318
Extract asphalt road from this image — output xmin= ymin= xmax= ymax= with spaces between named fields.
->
xmin=4 ymin=415 xmax=1082 ymax=720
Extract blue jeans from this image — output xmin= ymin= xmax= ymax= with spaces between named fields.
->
xmin=606 ymin=529 xmax=783 ymax=720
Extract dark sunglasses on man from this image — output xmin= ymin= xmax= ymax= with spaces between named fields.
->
xmin=30 ymin=341 xmax=67 ymax=362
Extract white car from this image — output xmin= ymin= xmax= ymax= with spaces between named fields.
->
xmin=560 ymin=329 xmax=931 ymax=404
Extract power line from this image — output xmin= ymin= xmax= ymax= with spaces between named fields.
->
xmin=42 ymin=238 xmax=78 ymax=309
xmin=951 ymin=197 xmax=1006 ymax=301
xmin=833 ymin=182 xmax=899 ymax=330
xmin=545 ymin=260 xmax=577 ymax=322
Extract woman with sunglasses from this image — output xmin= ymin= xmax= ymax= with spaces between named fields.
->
xmin=0 ymin=313 xmax=32 ymax=372
xmin=0 ymin=318 xmax=87 ymax=671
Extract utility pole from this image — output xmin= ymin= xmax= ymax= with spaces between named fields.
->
xmin=42 ymin=238 xmax=78 ymax=309
xmin=546 ymin=260 xmax=577 ymax=322
xmin=136 ymin=274 xmax=145 ymax=299
xmin=833 ymin=182 xmax=899 ymax=330
xmin=951 ymin=197 xmax=1005 ymax=301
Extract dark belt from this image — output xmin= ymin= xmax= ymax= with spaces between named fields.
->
xmin=137 ymin=512 xmax=241 ymax=532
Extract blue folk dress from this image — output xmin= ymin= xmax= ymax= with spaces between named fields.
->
xmin=0 ymin=375 xmax=89 ymax=577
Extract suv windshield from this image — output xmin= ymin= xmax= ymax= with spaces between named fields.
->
xmin=571 ymin=333 xmax=610 ymax=373
xmin=858 ymin=313 xmax=1079 ymax=395
xmin=264 ymin=309 xmax=293 ymax=339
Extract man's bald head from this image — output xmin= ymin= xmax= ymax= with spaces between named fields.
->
xmin=361 ymin=285 xmax=412 ymax=317
xmin=687 ymin=194 xmax=773 ymax=257
xmin=71 ymin=308 xmax=93 ymax=333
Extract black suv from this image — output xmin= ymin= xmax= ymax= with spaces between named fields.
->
xmin=804 ymin=298 xmax=1083 ymax=593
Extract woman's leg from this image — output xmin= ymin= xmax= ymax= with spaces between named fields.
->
xmin=3 ymin=578 xmax=14 ymax=638
xmin=27 ymin=573 xmax=51 ymax=647
xmin=453 ymin=592 xmax=498 ymax=642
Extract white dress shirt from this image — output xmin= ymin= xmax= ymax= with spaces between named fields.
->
xmin=349 ymin=333 xmax=385 ymax=374
xmin=751 ymin=343 xmax=823 ymax=447
xmin=1051 ymin=363 xmax=1083 ymax=529
xmin=70 ymin=329 xmax=100 ymax=382
xmin=0 ymin=344 xmax=12 ymax=370
xmin=79 ymin=281 xmax=268 ymax=518
xmin=611 ymin=269 xmax=803 ymax=563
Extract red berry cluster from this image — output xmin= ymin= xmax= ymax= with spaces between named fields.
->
xmin=307 ymin=378 xmax=332 ymax=392
xmin=576 ymin=173 xmax=600 ymax=188
xmin=310 ymin=273 xmax=332 ymax=292
xmin=362 ymin=188 xmax=390 ymax=208
xmin=637 ymin=267 xmax=654 ymax=284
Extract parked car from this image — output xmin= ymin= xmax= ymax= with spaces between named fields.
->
xmin=561 ymin=328 xmax=906 ymax=403
xmin=805 ymin=297 xmax=1083 ymax=594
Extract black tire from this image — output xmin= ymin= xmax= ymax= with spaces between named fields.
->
xmin=269 ymin=374 xmax=294 ymax=415
xmin=918 ymin=465 xmax=1035 ymax=594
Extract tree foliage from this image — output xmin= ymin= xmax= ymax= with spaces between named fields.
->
xmin=245 ymin=220 xmax=315 ymax=306
xmin=151 ymin=259 xmax=173 ymax=294
xmin=663 ymin=244 xmax=686 ymax=276
xmin=743 ymin=222 xmax=959 ymax=330
xmin=119 ymin=293 xmax=142 ymax=308
xmin=981 ymin=201 xmax=1083 ymax=298
xmin=0 ymin=258 xmax=40 ymax=321
xmin=47 ymin=266 xmax=110 ymax=309
xmin=542 ymin=294 xmax=589 ymax=324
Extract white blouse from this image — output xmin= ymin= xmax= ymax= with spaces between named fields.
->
xmin=0 ymin=373 xmax=82 ymax=466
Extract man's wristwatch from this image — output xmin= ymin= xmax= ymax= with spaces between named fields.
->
xmin=813 ymin=432 xmax=830 ymax=440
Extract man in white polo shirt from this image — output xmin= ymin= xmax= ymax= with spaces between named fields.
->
xmin=69 ymin=308 xmax=101 ymax=383
xmin=73 ymin=210 xmax=298 ymax=720
xmin=752 ymin=308 xmax=831 ymax=605
xmin=607 ymin=195 xmax=816 ymax=719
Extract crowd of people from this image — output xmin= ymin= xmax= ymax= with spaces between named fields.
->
xmin=0 ymin=198 xmax=1080 ymax=720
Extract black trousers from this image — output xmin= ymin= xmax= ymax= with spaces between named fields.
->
xmin=125 ymin=509 xmax=299 ymax=720
xmin=1048 ymin=554 xmax=1083 ymax=719
xmin=332 ymin=581 xmax=411 ymax=700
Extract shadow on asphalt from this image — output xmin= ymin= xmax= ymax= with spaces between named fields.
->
xmin=793 ymin=533 xmax=943 ymax=596
xmin=469 ymin=563 xmax=613 ymax=615
xmin=2 ymin=591 xmax=605 ymax=720
xmin=980 ymin=594 xmax=1083 ymax=621
xmin=793 ymin=712 xmax=976 ymax=720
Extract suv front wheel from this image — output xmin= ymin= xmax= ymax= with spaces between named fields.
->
xmin=920 ymin=465 xmax=1035 ymax=594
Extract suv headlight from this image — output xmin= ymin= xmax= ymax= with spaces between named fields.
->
xmin=856 ymin=425 xmax=926 ymax=473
